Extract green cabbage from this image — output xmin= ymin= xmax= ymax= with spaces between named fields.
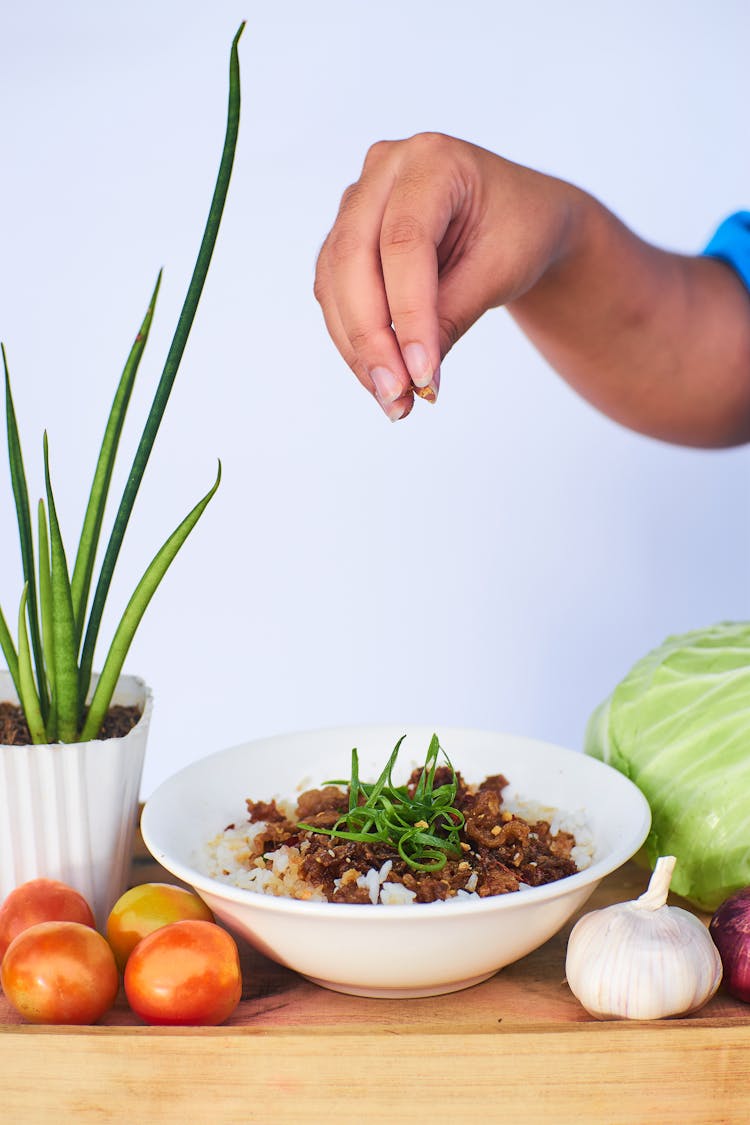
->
xmin=585 ymin=621 xmax=750 ymax=911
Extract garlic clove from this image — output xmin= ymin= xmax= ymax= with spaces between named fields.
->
xmin=565 ymin=856 xmax=723 ymax=1020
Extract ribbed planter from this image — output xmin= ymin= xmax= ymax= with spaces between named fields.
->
xmin=0 ymin=671 xmax=152 ymax=927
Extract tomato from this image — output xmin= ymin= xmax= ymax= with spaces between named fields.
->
xmin=0 ymin=921 xmax=119 ymax=1024
xmin=106 ymin=882 xmax=214 ymax=971
xmin=124 ymin=919 xmax=242 ymax=1026
xmin=0 ymin=878 xmax=95 ymax=961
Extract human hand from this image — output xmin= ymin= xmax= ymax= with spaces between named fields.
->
xmin=314 ymin=132 xmax=577 ymax=420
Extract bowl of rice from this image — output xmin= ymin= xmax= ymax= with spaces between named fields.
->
xmin=141 ymin=724 xmax=650 ymax=998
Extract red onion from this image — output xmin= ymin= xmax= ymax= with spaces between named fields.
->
xmin=709 ymin=888 xmax=750 ymax=1002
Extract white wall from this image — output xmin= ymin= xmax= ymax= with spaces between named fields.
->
xmin=1 ymin=1 xmax=748 ymax=795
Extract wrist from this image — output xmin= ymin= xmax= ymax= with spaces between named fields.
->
xmin=508 ymin=178 xmax=605 ymax=310
xmin=538 ymin=179 xmax=597 ymax=280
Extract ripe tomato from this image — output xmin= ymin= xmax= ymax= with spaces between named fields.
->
xmin=0 ymin=878 xmax=95 ymax=961
xmin=106 ymin=882 xmax=214 ymax=971
xmin=124 ymin=919 xmax=242 ymax=1026
xmin=1 ymin=921 xmax=119 ymax=1024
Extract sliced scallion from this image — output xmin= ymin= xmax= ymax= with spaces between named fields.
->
xmin=297 ymin=734 xmax=465 ymax=872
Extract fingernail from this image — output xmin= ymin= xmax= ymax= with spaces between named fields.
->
xmin=414 ymin=368 xmax=440 ymax=404
xmin=403 ymin=342 xmax=433 ymax=388
xmin=370 ymin=366 xmax=403 ymax=405
xmin=384 ymin=396 xmax=409 ymax=422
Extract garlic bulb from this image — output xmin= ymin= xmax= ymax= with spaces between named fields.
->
xmin=565 ymin=856 xmax=722 ymax=1020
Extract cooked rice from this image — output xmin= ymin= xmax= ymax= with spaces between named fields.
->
xmin=199 ymin=783 xmax=595 ymax=906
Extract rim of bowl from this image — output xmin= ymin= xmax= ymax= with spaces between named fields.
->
xmin=141 ymin=724 xmax=652 ymax=921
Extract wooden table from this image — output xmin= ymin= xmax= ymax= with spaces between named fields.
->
xmin=2 ymin=831 xmax=749 ymax=1124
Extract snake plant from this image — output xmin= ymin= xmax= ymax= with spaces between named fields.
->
xmin=0 ymin=24 xmax=244 ymax=743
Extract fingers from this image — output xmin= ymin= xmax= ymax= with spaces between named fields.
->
xmin=314 ymin=234 xmax=415 ymax=422
xmin=377 ymin=137 xmax=461 ymax=396
xmin=315 ymin=136 xmax=462 ymax=419
xmin=316 ymin=147 xmax=415 ymax=419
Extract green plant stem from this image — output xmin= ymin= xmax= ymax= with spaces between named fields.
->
xmin=3 ymin=344 xmax=49 ymax=721
xmin=37 ymin=499 xmax=57 ymax=741
xmin=43 ymin=434 xmax=79 ymax=742
xmin=0 ymin=604 xmax=20 ymax=698
xmin=77 ymin=23 xmax=244 ymax=716
xmin=37 ymin=499 xmax=54 ymax=689
xmin=80 ymin=463 xmax=221 ymax=741
xmin=70 ymin=271 xmax=162 ymax=645
xmin=17 ymin=585 xmax=46 ymax=744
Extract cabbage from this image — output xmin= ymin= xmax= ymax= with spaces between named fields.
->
xmin=585 ymin=621 xmax=750 ymax=911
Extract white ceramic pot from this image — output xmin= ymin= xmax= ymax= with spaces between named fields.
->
xmin=0 ymin=671 xmax=153 ymax=927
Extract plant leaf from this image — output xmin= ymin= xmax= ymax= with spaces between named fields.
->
xmin=81 ymin=462 xmax=222 ymax=741
xmin=43 ymin=434 xmax=80 ymax=742
xmin=3 ymin=343 xmax=49 ymax=721
xmin=70 ymin=271 xmax=162 ymax=645
xmin=78 ymin=23 xmax=244 ymax=712
xmin=37 ymin=498 xmax=55 ymax=697
xmin=0 ymin=603 xmax=20 ymax=697
xmin=17 ymin=584 xmax=47 ymax=744
xmin=37 ymin=498 xmax=58 ymax=740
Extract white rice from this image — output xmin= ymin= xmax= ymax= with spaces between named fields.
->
xmin=501 ymin=792 xmax=596 ymax=874
xmin=199 ymin=785 xmax=595 ymax=906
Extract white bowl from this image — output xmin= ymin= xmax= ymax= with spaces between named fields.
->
xmin=141 ymin=725 xmax=650 ymax=998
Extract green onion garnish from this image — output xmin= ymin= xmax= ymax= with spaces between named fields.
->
xmin=297 ymin=733 xmax=465 ymax=872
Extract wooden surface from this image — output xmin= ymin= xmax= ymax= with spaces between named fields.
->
xmin=2 ymin=829 xmax=750 ymax=1123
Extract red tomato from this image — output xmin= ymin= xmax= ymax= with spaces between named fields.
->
xmin=0 ymin=921 xmax=119 ymax=1024
xmin=0 ymin=878 xmax=95 ymax=961
xmin=106 ymin=882 xmax=214 ymax=971
xmin=124 ymin=919 xmax=242 ymax=1026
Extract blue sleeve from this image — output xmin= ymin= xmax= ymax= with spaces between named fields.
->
xmin=702 ymin=211 xmax=750 ymax=293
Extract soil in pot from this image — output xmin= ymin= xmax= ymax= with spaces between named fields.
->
xmin=0 ymin=703 xmax=142 ymax=745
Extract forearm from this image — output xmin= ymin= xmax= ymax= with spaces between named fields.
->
xmin=510 ymin=190 xmax=750 ymax=447
xmin=315 ymin=133 xmax=750 ymax=444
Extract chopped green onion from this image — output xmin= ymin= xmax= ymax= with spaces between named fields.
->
xmin=297 ymin=734 xmax=465 ymax=872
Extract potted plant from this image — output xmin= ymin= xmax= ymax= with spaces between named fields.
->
xmin=0 ymin=25 xmax=244 ymax=926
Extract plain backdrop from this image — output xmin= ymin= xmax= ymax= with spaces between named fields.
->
xmin=0 ymin=1 xmax=748 ymax=796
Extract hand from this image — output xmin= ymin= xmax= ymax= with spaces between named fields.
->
xmin=314 ymin=132 xmax=576 ymax=420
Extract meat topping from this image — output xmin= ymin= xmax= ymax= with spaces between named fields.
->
xmin=234 ymin=768 xmax=581 ymax=904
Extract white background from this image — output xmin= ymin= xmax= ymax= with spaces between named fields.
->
xmin=1 ymin=1 xmax=748 ymax=796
